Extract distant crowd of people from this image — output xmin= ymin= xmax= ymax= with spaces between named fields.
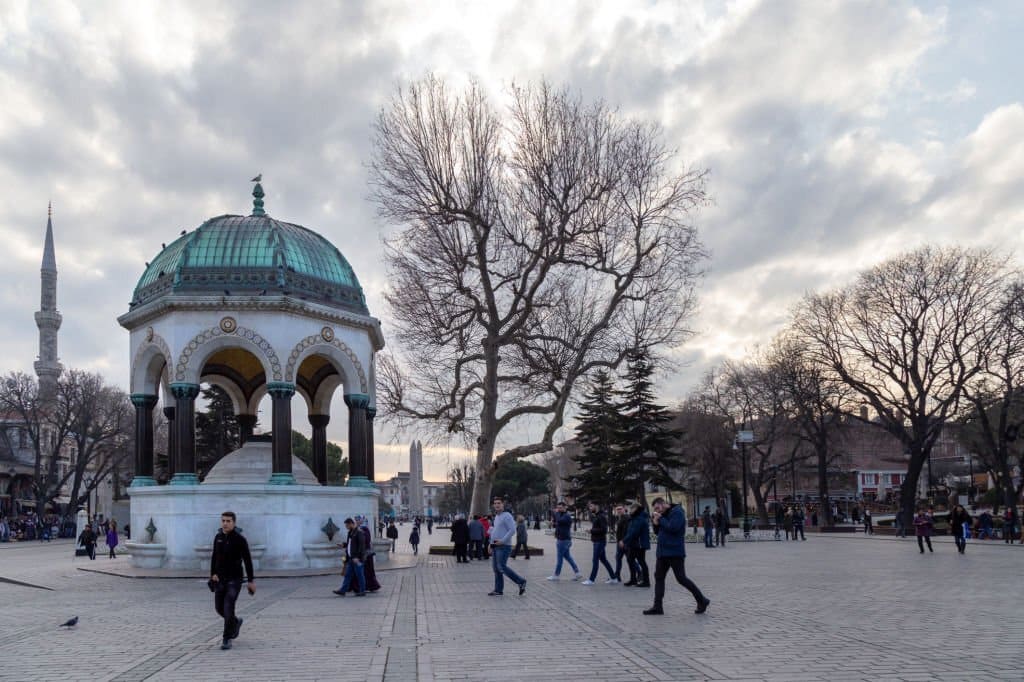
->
xmin=0 ymin=512 xmax=70 ymax=542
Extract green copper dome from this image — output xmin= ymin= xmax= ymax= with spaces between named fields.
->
xmin=132 ymin=186 xmax=367 ymax=313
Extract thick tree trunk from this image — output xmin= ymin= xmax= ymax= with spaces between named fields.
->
xmin=899 ymin=451 xmax=927 ymax=532
xmin=817 ymin=445 xmax=834 ymax=527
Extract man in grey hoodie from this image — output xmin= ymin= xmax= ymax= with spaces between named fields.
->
xmin=488 ymin=497 xmax=527 ymax=596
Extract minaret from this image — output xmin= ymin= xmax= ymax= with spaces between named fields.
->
xmin=34 ymin=203 xmax=62 ymax=403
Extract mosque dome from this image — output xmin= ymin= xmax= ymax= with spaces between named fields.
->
xmin=131 ymin=183 xmax=367 ymax=314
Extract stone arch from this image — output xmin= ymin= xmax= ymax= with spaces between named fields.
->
xmin=174 ymin=324 xmax=282 ymax=384
xmin=285 ymin=337 xmax=367 ymax=394
xmin=311 ymin=374 xmax=344 ymax=415
xmin=131 ymin=332 xmax=173 ymax=395
xmin=198 ymin=374 xmax=248 ymax=415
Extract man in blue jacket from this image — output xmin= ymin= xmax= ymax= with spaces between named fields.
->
xmin=644 ymin=497 xmax=710 ymax=616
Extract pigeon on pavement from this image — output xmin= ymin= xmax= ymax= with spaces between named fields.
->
xmin=60 ymin=616 xmax=78 ymax=628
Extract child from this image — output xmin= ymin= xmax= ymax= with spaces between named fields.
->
xmin=409 ymin=525 xmax=420 ymax=555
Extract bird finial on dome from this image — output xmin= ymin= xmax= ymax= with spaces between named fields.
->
xmin=251 ymin=174 xmax=265 ymax=216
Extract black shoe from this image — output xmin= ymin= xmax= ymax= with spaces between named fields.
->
xmin=333 ymin=589 xmax=347 ymax=596
xmin=220 ymin=639 xmax=232 ymax=650
xmin=643 ymin=607 xmax=664 ymax=615
xmin=230 ymin=618 xmax=243 ymax=639
xmin=488 ymin=591 xmax=503 ymax=596
xmin=695 ymin=598 xmax=710 ymax=614
xmin=623 ymin=581 xmax=637 ymax=587
xmin=637 ymin=582 xmax=651 ymax=588
xmin=518 ymin=581 xmax=527 ymax=596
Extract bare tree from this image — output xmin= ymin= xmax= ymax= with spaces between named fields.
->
xmin=957 ymin=282 xmax=1024 ymax=511
xmin=693 ymin=359 xmax=804 ymax=523
xmin=794 ymin=246 xmax=1009 ymax=528
xmin=0 ymin=370 xmax=131 ymax=518
xmin=769 ymin=333 xmax=856 ymax=526
xmin=675 ymin=401 xmax=737 ymax=507
xmin=371 ymin=76 xmax=707 ymax=514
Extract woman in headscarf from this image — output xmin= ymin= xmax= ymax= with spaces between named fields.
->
xmin=357 ymin=516 xmax=381 ymax=592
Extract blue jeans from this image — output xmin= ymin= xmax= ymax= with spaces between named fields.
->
xmin=491 ymin=544 xmax=524 ymax=593
xmin=339 ymin=560 xmax=366 ymax=594
xmin=588 ymin=541 xmax=614 ymax=581
xmin=703 ymin=527 xmax=713 ymax=547
xmin=554 ymin=539 xmax=579 ymax=576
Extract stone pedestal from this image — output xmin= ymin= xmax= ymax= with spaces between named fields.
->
xmin=303 ymin=542 xmax=344 ymax=569
xmin=371 ymin=538 xmax=393 ymax=563
xmin=124 ymin=542 xmax=167 ymax=568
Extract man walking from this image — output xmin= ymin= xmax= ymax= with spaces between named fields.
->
xmin=612 ymin=504 xmax=632 ymax=582
xmin=547 ymin=501 xmax=582 ymax=581
xmin=701 ymin=506 xmax=714 ymax=548
xmin=714 ymin=506 xmax=728 ymax=547
xmin=793 ymin=506 xmax=806 ymax=541
xmin=210 ymin=511 xmax=256 ymax=650
xmin=386 ymin=520 xmax=398 ymax=551
xmin=468 ymin=515 xmax=485 ymax=560
xmin=582 ymin=501 xmax=616 ymax=585
xmin=643 ymin=497 xmax=710 ymax=616
xmin=488 ymin=497 xmax=527 ymax=596
xmin=333 ymin=518 xmax=368 ymax=596
xmin=863 ymin=508 xmax=873 ymax=535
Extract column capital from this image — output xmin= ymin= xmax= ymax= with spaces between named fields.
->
xmin=266 ymin=381 xmax=296 ymax=399
xmin=343 ymin=393 xmax=370 ymax=410
xmin=366 ymin=407 xmax=377 ymax=420
xmin=169 ymin=382 xmax=200 ymax=400
xmin=130 ymin=393 xmax=159 ymax=408
xmin=308 ymin=414 xmax=331 ymax=428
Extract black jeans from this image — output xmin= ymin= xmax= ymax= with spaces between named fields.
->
xmin=588 ymin=541 xmax=614 ymax=581
xmin=454 ymin=542 xmax=468 ymax=562
xmin=917 ymin=535 xmax=933 ymax=552
xmin=652 ymin=556 xmax=705 ymax=608
xmin=108 ymin=546 xmax=116 ymax=559
xmin=214 ymin=580 xmax=242 ymax=640
xmin=614 ymin=545 xmax=629 ymax=580
xmin=954 ymin=535 xmax=966 ymax=553
xmin=511 ymin=540 xmax=530 ymax=559
xmin=469 ymin=540 xmax=484 ymax=559
xmin=628 ymin=548 xmax=649 ymax=585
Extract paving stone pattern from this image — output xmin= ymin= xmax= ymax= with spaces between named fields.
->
xmin=0 ymin=531 xmax=1021 ymax=681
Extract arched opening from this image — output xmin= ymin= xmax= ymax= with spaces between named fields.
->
xmin=295 ymin=353 xmax=348 ymax=485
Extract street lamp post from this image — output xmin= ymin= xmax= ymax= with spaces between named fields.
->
xmin=736 ymin=428 xmax=754 ymax=539
xmin=84 ymin=476 xmax=93 ymax=519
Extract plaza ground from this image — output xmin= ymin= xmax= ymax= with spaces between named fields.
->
xmin=0 ymin=529 xmax=1021 ymax=681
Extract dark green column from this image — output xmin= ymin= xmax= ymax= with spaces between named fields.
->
xmin=130 ymin=394 xmax=158 ymax=487
xmin=344 ymin=393 xmax=372 ymax=487
xmin=366 ymin=407 xmax=377 ymax=483
xmin=169 ymin=382 xmax=200 ymax=485
xmin=267 ymin=382 xmax=296 ymax=485
xmin=237 ymin=414 xmax=257 ymax=445
xmin=309 ymin=414 xmax=330 ymax=485
xmin=162 ymin=406 xmax=176 ymax=481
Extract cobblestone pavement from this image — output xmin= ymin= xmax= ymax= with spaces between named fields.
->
xmin=1 ymin=531 xmax=1022 ymax=681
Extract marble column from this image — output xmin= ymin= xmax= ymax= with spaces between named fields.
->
xmin=366 ymin=407 xmax=377 ymax=484
xmin=169 ymin=382 xmax=200 ymax=485
xmin=237 ymin=414 xmax=257 ymax=446
xmin=267 ymin=382 xmax=296 ymax=485
xmin=344 ymin=393 xmax=372 ymax=487
xmin=308 ymin=414 xmax=330 ymax=485
xmin=130 ymin=394 xmax=158 ymax=487
xmin=162 ymin=406 xmax=176 ymax=481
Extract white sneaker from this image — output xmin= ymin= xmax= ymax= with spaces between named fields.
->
xmin=581 ymin=579 xmax=594 ymax=585
xmin=605 ymin=578 xmax=620 ymax=584
xmin=546 ymin=575 xmax=560 ymax=581
xmin=572 ymin=574 xmax=583 ymax=581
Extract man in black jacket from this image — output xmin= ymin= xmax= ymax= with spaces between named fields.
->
xmin=209 ymin=511 xmax=255 ymax=651
xmin=582 ymin=502 xmax=616 ymax=585
xmin=334 ymin=518 xmax=368 ymax=596
xmin=612 ymin=505 xmax=631 ymax=583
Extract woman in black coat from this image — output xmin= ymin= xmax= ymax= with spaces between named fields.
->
xmin=450 ymin=515 xmax=470 ymax=563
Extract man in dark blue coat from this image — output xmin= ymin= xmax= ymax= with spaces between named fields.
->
xmin=643 ymin=497 xmax=710 ymax=616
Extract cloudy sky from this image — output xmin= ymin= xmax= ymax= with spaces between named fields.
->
xmin=1 ymin=1 xmax=1022 ymax=480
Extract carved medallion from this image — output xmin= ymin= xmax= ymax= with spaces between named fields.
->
xmin=321 ymin=326 xmax=335 ymax=342
xmin=220 ymin=316 xmax=238 ymax=333
xmin=145 ymin=326 xmax=154 ymax=342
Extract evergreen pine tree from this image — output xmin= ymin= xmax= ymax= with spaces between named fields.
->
xmin=195 ymin=385 xmax=240 ymax=479
xmin=613 ymin=349 xmax=685 ymax=506
xmin=571 ymin=371 xmax=628 ymax=505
